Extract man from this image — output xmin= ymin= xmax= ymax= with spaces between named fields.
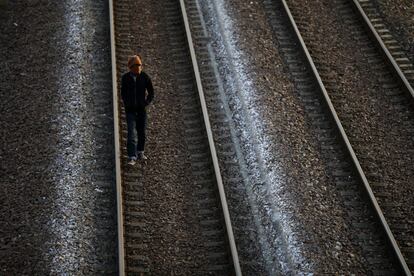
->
xmin=121 ymin=55 xmax=154 ymax=165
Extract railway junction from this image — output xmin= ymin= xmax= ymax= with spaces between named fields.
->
xmin=1 ymin=0 xmax=413 ymax=275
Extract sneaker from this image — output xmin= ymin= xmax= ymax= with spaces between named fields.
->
xmin=137 ymin=151 xmax=147 ymax=160
xmin=127 ymin=157 xmax=136 ymax=166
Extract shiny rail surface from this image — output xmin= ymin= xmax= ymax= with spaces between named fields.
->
xmin=277 ymin=0 xmax=411 ymax=274
xmin=108 ymin=0 xmax=124 ymax=274
xmin=109 ymin=0 xmax=241 ymax=274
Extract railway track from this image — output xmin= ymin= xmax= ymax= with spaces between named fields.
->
xmin=176 ymin=0 xmax=413 ymax=273
xmin=107 ymin=0 xmax=413 ymax=274
xmin=109 ymin=0 xmax=240 ymax=274
xmin=279 ymin=0 xmax=414 ymax=274
xmin=184 ymin=0 xmax=291 ymax=274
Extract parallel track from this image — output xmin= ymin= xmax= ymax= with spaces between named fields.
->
xmin=184 ymin=0 xmax=286 ymax=273
xmin=265 ymin=1 xmax=411 ymax=275
xmin=339 ymin=1 xmax=414 ymax=271
xmin=279 ymin=0 xmax=413 ymax=274
xmin=109 ymin=0 xmax=240 ymax=275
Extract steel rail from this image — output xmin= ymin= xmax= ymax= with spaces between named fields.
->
xmin=350 ymin=1 xmax=413 ymax=274
xmin=178 ymin=0 xmax=242 ymax=275
xmin=280 ymin=0 xmax=411 ymax=275
xmin=351 ymin=0 xmax=414 ymax=101
xmin=108 ymin=0 xmax=125 ymax=275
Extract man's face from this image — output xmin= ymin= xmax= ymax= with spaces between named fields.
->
xmin=130 ymin=57 xmax=142 ymax=75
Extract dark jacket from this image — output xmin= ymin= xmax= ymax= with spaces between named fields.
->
xmin=121 ymin=71 xmax=154 ymax=112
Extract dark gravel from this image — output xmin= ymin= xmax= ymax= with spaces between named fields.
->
xmin=286 ymin=0 xmax=414 ymax=269
xmin=192 ymin=0 xmax=371 ymax=273
xmin=0 ymin=1 xmax=117 ymax=274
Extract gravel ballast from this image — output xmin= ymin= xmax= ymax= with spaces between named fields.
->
xmin=0 ymin=1 xmax=117 ymax=274
xmin=286 ymin=0 xmax=414 ymax=270
xmin=189 ymin=0 xmax=376 ymax=273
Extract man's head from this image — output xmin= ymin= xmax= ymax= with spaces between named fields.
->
xmin=128 ymin=55 xmax=143 ymax=75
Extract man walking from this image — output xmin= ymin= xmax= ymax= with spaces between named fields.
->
xmin=121 ymin=55 xmax=154 ymax=165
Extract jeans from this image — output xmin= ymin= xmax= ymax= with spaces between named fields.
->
xmin=126 ymin=110 xmax=147 ymax=159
